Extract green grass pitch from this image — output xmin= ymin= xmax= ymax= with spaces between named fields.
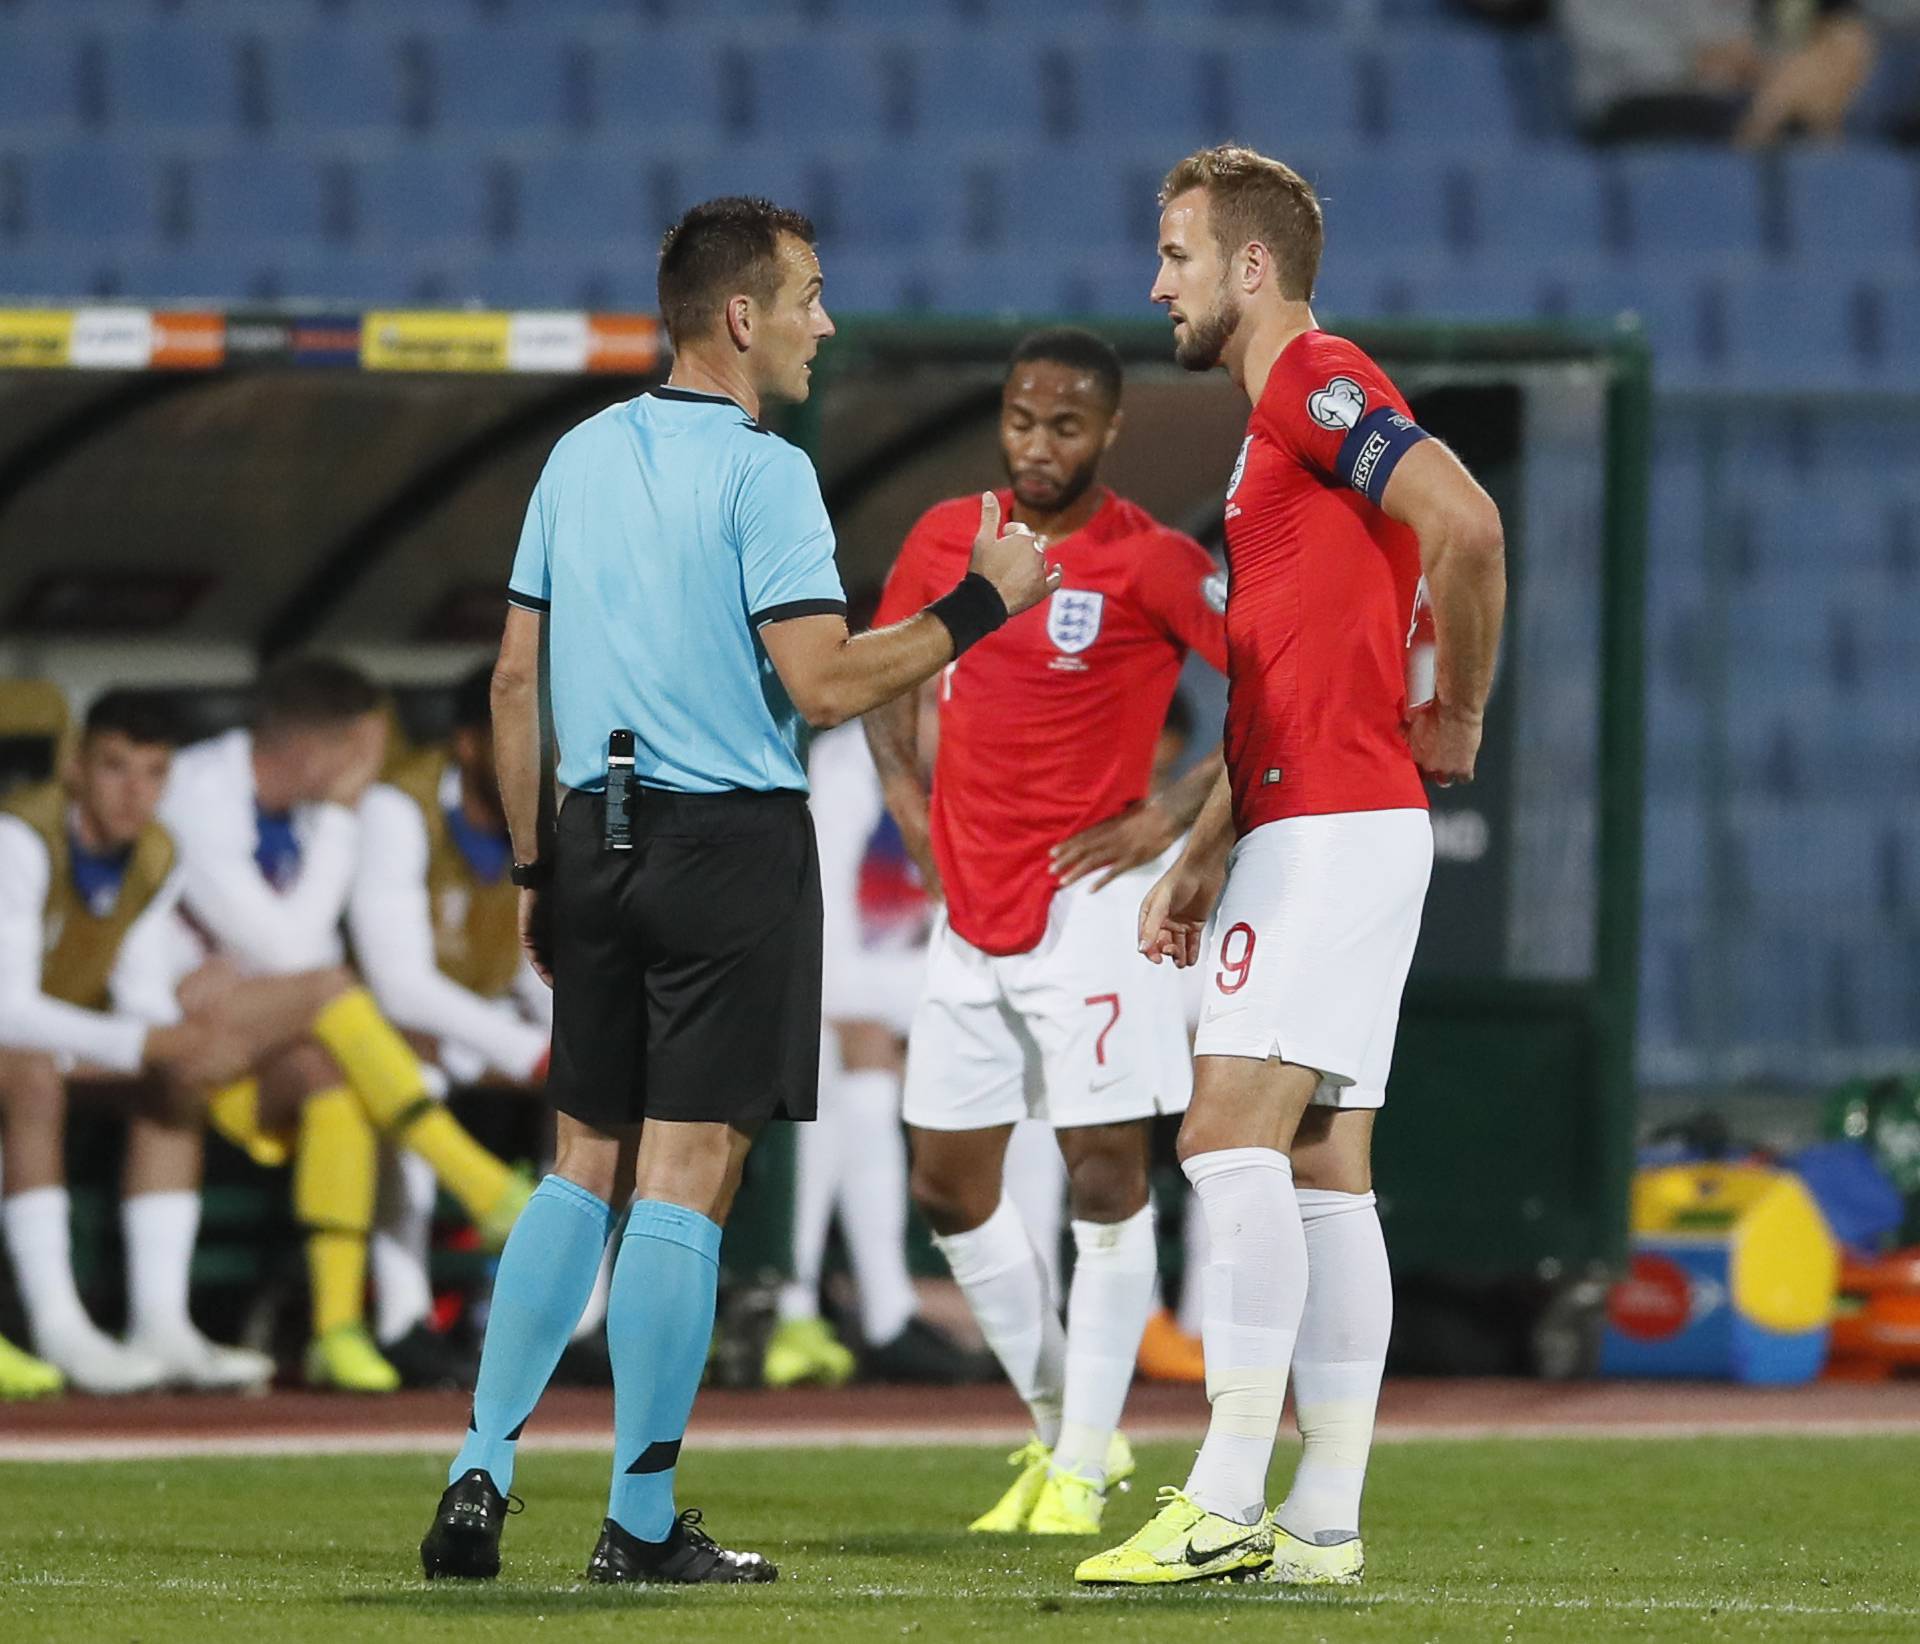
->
xmin=5 ymin=1436 xmax=1918 ymax=1642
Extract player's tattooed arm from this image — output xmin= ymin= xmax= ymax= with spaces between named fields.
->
xmin=1380 ymin=440 xmax=1506 ymax=786
xmin=1052 ymin=748 xmax=1224 ymax=891
xmin=863 ymin=693 xmax=943 ymax=903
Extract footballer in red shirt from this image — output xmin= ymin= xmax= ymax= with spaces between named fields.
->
xmin=867 ymin=329 xmax=1228 ymax=1533
xmin=1078 ymin=149 xmax=1505 ymax=1589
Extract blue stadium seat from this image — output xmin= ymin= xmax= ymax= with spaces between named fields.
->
xmin=1001 ymin=157 xmax=1137 ymax=255
xmin=103 ymin=246 xmax=260 ymax=303
xmin=1617 ymin=149 xmax=1767 ymax=264
xmin=1074 ymin=251 xmax=1165 ymax=321
xmin=1540 ymin=269 xmax=1707 ymax=384
xmin=102 ymin=24 xmax=246 ymax=134
xmin=1220 ymin=38 xmax=1361 ymax=152
xmin=0 ymin=248 xmax=115 ymax=302
xmin=264 ymin=250 xmax=422 ymax=307
xmin=1724 ymin=929 xmax=1819 ymax=1056
xmin=0 ymin=27 xmax=80 ymax=138
xmin=264 ymin=31 xmax=413 ymax=137
xmin=1642 ymin=797 xmax=1707 ymax=918
xmin=819 ymin=153 xmax=984 ymax=252
xmin=818 ymin=250 xmax=914 ymax=316
xmin=20 ymin=146 xmax=165 ymax=243
xmin=1070 ymin=39 xmax=1222 ymax=149
xmin=1782 ymin=149 xmax=1920 ymax=270
xmin=187 ymin=149 xmax=347 ymax=249
xmin=1876 ymin=277 xmax=1920 ymax=376
xmin=920 ymin=250 xmax=1080 ymax=319
xmin=512 ymin=151 xmax=671 ymax=261
xmin=1468 ymin=151 xmax=1609 ymax=261
xmin=440 ymin=252 xmax=613 ymax=311
xmin=1743 ymin=482 xmax=1899 ymax=574
xmin=655 ymin=153 xmax=826 ymax=235
xmin=742 ymin=37 xmax=906 ymax=143
xmin=594 ymin=35 xmax=730 ymax=139
xmin=425 ymin=28 xmax=589 ymax=137
xmin=1301 ymin=152 xmax=1459 ymax=260
xmin=1716 ymin=268 xmax=1866 ymax=390
xmin=1846 ymin=935 xmax=1919 ymax=1049
xmin=351 ymin=153 xmax=510 ymax=253
xmin=1376 ymin=27 xmax=1519 ymax=143
xmin=912 ymin=40 xmax=1049 ymax=140
xmin=1369 ymin=265 xmax=1544 ymax=321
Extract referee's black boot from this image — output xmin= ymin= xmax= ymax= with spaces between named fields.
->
xmin=586 ymin=1510 xmax=778 ymax=1585
xmin=420 ymin=1468 xmax=517 ymax=1580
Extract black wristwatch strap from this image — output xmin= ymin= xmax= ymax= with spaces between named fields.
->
xmin=509 ymin=859 xmax=551 ymax=888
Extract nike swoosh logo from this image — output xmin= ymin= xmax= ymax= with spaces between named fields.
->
xmin=1185 ymin=1530 xmax=1264 ymax=1567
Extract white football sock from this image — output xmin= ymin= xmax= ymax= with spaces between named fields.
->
xmin=1275 ymin=1189 xmax=1391 ymax=1543
xmin=1180 ymin=1147 xmax=1308 ymax=1525
xmin=777 ymin=1060 xmax=840 ymax=1325
xmin=832 ymin=1067 xmax=917 ymax=1345
xmin=1176 ymin=1186 xmax=1209 ymax=1338
xmin=121 ymin=1190 xmax=199 ymax=1343
xmin=1002 ymin=1119 xmax=1066 ymax=1299
xmin=371 ymin=1147 xmax=437 ymax=1344
xmin=3 ymin=1186 xmax=93 ymax=1345
xmin=932 ymin=1193 xmax=1065 ymax=1447
xmin=1052 ymin=1204 xmax=1157 ymax=1486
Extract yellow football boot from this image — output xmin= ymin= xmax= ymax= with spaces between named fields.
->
xmin=0 ymin=1332 xmax=64 ymax=1400
xmin=1074 ymin=1487 xmax=1273 ymax=1585
xmin=969 ymin=1437 xmax=1052 ymax=1532
xmin=761 ymin=1316 xmax=856 ymax=1389
xmin=1261 ymin=1523 xmax=1364 ymax=1586
xmin=1027 ymin=1432 xmax=1137 ymax=1534
xmin=305 ymin=1324 xmax=402 ymax=1393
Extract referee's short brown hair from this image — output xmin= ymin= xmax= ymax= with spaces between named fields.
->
xmin=1161 ymin=145 xmax=1324 ymax=302
xmin=657 ymin=196 xmax=817 ymax=349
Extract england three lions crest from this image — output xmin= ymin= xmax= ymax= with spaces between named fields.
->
xmin=1047 ymin=589 xmax=1105 ymax=655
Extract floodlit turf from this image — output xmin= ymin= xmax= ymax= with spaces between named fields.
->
xmin=4 ymin=1435 xmax=1918 ymax=1642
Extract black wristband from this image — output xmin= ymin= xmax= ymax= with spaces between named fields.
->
xmin=509 ymin=858 xmax=551 ymax=888
xmin=927 ymin=573 xmax=1009 ymax=658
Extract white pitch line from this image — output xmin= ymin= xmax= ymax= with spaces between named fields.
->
xmin=4 ymin=1413 xmax=1920 ymax=1464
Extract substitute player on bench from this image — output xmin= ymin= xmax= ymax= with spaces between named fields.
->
xmin=164 ymin=658 xmax=531 ymax=1391
xmin=0 ymin=691 xmax=265 ymax=1394
xmin=869 ymin=328 xmax=1227 ymax=1535
xmin=1077 ymin=146 xmax=1505 ymax=1588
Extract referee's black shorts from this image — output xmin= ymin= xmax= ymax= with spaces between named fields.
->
xmin=545 ymin=784 xmax=822 ymax=1131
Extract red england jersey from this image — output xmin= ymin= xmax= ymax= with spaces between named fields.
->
xmin=1222 ymin=330 xmax=1431 ymax=835
xmin=874 ymin=488 xmax=1227 ymax=957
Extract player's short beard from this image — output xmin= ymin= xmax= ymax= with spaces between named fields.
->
xmin=1175 ymin=284 xmax=1240 ymax=372
xmin=1009 ymin=451 xmax=1100 ymax=516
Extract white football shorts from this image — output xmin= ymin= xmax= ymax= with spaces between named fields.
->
xmin=1191 ymin=809 xmax=1433 ymax=1108
xmin=902 ymin=863 xmax=1193 ymax=1132
xmin=821 ymin=939 xmax=926 ymax=1039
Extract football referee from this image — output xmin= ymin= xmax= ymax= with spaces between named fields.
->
xmin=419 ymin=197 xmax=1057 ymax=1586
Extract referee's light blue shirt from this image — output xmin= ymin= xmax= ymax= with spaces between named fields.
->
xmin=507 ymin=386 xmax=846 ymax=795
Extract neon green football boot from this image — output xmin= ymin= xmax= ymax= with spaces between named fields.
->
xmin=761 ymin=1316 xmax=856 ymax=1389
xmin=305 ymin=1324 xmax=402 ymax=1394
xmin=0 ymin=1332 xmax=64 ymax=1400
xmin=1027 ymin=1433 xmax=1137 ymax=1534
xmin=969 ymin=1437 xmax=1053 ymax=1532
xmin=1074 ymin=1487 xmax=1273 ymax=1585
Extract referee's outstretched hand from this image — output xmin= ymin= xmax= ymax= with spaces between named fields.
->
xmin=968 ymin=491 xmax=1061 ymax=617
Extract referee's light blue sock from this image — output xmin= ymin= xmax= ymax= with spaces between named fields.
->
xmin=450 ymin=1174 xmax=616 ymax=1494
xmin=606 ymin=1198 xmax=723 ymax=1542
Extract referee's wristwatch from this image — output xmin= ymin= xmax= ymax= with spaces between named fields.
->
xmin=509 ymin=858 xmax=551 ymax=888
